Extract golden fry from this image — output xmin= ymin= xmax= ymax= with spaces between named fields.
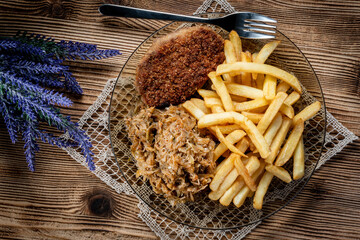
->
xmin=233 ymin=161 xmax=265 ymax=207
xmin=252 ymin=40 xmax=281 ymax=80
xmin=209 ymin=167 xmax=238 ymax=200
xmin=279 ymin=104 xmax=295 ymax=119
xmin=230 ymin=94 xmax=247 ymax=102
xmin=190 ymin=98 xmax=210 ymax=114
xmin=256 ymin=73 xmax=265 ymax=90
xmin=226 ymin=83 xmax=264 ymax=99
xmin=198 ymin=112 xmax=245 ymax=129
xmin=211 ymin=105 xmax=225 ymax=113
xmin=204 ymin=97 xmax=223 ymax=108
xmin=293 ymin=135 xmax=305 ymax=180
xmin=265 ymin=117 xmax=292 ymax=164
xmin=216 ymin=62 xmax=302 ymax=93
xmin=214 ymin=126 xmax=247 ymax=157
xmin=182 ymin=100 xmax=205 ymax=120
xmin=292 ymin=101 xmax=321 ymax=126
xmin=208 ymin=71 xmax=234 ymax=111
xmin=242 ymin=119 xmax=271 ymax=158
xmin=234 ymin=155 xmax=257 ymax=191
xmin=198 ymin=89 xmax=219 ymax=98
xmin=284 ymin=91 xmax=300 ymax=106
xmin=257 ymin=92 xmax=288 ymax=134
xmin=264 ymin=113 xmax=283 ymax=145
xmin=265 ymin=164 xmax=292 ymax=183
xmin=276 ymin=81 xmax=291 ymax=93
xmin=241 ymin=111 xmax=264 ymax=124
xmin=234 ymin=98 xmax=269 ymax=112
xmin=216 ymin=124 xmax=242 ymax=134
xmin=215 ymin=138 xmax=249 ymax=173
xmin=220 ymin=156 xmax=261 ymax=206
xmin=229 ymin=30 xmax=242 ymax=61
xmin=210 ymin=154 xmax=235 ymax=191
xmin=240 ymin=52 xmax=252 ymax=86
xmin=253 ymin=171 xmax=274 ymax=210
xmin=263 ymin=75 xmax=277 ymax=100
xmin=275 ymin=119 xmax=304 ymax=166
xmin=213 ymin=130 xmax=246 ymax=161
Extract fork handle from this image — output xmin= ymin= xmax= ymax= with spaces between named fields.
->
xmin=99 ymin=4 xmax=212 ymax=23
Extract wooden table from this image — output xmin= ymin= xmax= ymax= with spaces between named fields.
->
xmin=0 ymin=0 xmax=359 ymax=239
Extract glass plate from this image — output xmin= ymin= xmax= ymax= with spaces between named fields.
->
xmin=109 ymin=13 xmax=326 ymax=230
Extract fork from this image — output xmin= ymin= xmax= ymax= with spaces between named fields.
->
xmin=99 ymin=4 xmax=277 ymax=39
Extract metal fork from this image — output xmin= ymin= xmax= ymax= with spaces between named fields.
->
xmin=99 ymin=4 xmax=277 ymax=39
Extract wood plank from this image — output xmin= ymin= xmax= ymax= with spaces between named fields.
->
xmin=0 ymin=0 xmax=359 ymax=239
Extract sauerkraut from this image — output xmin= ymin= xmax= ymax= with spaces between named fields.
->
xmin=125 ymin=106 xmax=215 ymax=205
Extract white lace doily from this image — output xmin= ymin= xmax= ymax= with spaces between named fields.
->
xmin=63 ymin=0 xmax=358 ymax=239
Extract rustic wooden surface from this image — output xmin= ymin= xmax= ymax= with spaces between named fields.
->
xmin=0 ymin=0 xmax=359 ymax=239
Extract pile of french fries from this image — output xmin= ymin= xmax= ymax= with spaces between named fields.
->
xmin=182 ymin=30 xmax=321 ymax=210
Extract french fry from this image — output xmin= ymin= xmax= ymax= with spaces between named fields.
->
xmin=234 ymin=98 xmax=269 ymax=112
xmin=220 ymin=156 xmax=261 ymax=206
xmin=252 ymin=52 xmax=259 ymax=62
xmin=275 ymin=119 xmax=304 ymax=166
xmin=233 ymin=161 xmax=265 ymax=207
xmin=234 ymin=155 xmax=257 ymax=191
xmin=249 ymin=105 xmax=268 ymax=113
xmin=224 ymin=40 xmax=237 ymax=79
xmin=284 ymin=91 xmax=300 ymax=106
xmin=216 ymin=124 xmax=242 ymax=134
xmin=208 ymin=71 xmax=234 ymax=111
xmin=265 ymin=164 xmax=292 ymax=183
xmin=293 ymin=135 xmax=305 ymax=180
xmin=216 ymin=62 xmax=302 ymax=94
xmin=213 ymin=130 xmax=247 ymax=161
xmin=241 ymin=112 xmax=264 ymax=124
xmin=276 ymin=81 xmax=291 ymax=93
xmin=242 ymin=119 xmax=271 ymax=158
xmin=247 ymin=136 xmax=257 ymax=152
xmin=240 ymin=52 xmax=252 ymax=86
xmin=198 ymin=112 xmax=245 ymax=129
xmin=292 ymin=101 xmax=321 ymax=126
xmin=215 ymin=138 xmax=249 ymax=173
xmin=210 ymin=153 xmax=236 ymax=191
xmin=182 ymin=100 xmax=205 ymax=120
xmin=263 ymin=75 xmax=277 ymax=100
xmin=198 ymin=112 xmax=270 ymax=158
xmin=279 ymin=104 xmax=295 ymax=119
xmin=226 ymin=83 xmax=264 ymax=99
xmin=190 ymin=98 xmax=210 ymax=114
xmin=253 ymin=171 xmax=274 ymax=210
xmin=252 ymin=40 xmax=281 ymax=80
xmin=257 ymin=92 xmax=288 ymax=134
xmin=224 ymin=40 xmax=237 ymax=64
xmin=230 ymin=94 xmax=247 ymax=102
xmin=204 ymin=97 xmax=223 ymax=108
xmin=264 ymin=113 xmax=283 ymax=145
xmin=208 ymin=167 xmax=238 ymax=200
xmin=265 ymin=117 xmax=292 ymax=164
xmin=198 ymin=89 xmax=219 ymax=98
xmin=211 ymin=105 xmax=225 ymax=113
xmin=214 ymin=126 xmax=247 ymax=157
xmin=229 ymin=30 xmax=242 ymax=61
xmin=229 ymin=31 xmax=242 ymax=83
xmin=256 ymin=73 xmax=265 ymax=90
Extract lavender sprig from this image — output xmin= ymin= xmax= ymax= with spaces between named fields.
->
xmin=0 ymin=32 xmax=121 ymax=171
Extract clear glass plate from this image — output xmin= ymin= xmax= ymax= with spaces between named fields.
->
xmin=109 ymin=13 xmax=326 ymax=230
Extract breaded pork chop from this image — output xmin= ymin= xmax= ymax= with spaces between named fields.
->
xmin=135 ymin=26 xmax=225 ymax=108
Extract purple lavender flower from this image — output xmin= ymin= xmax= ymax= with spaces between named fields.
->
xmin=0 ymin=32 xmax=121 ymax=171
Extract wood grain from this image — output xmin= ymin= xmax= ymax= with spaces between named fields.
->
xmin=0 ymin=0 xmax=359 ymax=239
